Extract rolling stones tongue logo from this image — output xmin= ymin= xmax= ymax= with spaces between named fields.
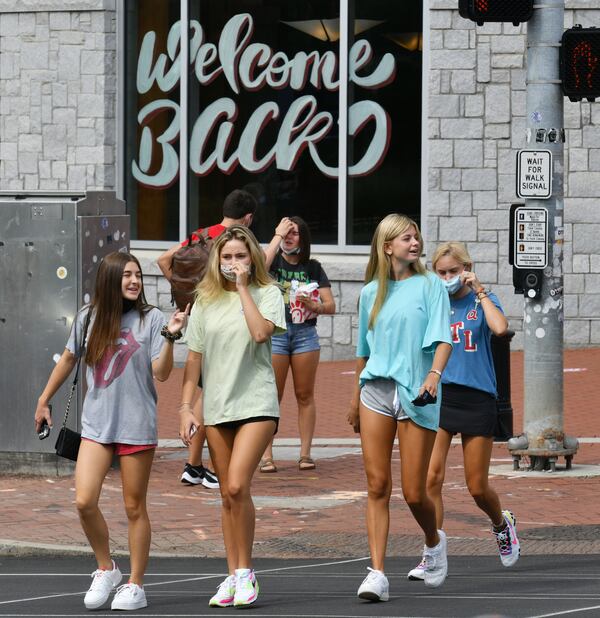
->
xmin=93 ymin=328 xmax=140 ymax=389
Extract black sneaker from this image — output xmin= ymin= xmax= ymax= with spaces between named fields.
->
xmin=201 ymin=466 xmax=220 ymax=489
xmin=180 ymin=463 xmax=204 ymax=485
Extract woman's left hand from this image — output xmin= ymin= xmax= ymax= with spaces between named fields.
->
xmin=168 ymin=304 xmax=190 ymax=334
xmin=419 ymin=371 xmax=441 ymax=399
xmin=461 ymin=270 xmax=482 ymax=292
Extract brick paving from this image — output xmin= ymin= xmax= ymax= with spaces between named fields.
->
xmin=1 ymin=348 xmax=599 ymax=559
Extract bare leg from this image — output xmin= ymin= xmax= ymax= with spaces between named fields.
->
xmin=208 ymin=421 xmax=276 ymax=570
xmin=120 ymin=448 xmax=155 ymax=585
xmin=426 ymin=429 xmax=454 ymax=529
xmin=462 ymin=435 xmax=503 ymax=526
xmin=188 ymin=393 xmax=207 ymax=467
xmin=205 ymin=428 xmax=236 ymax=574
xmin=358 ymin=403 xmax=397 ymax=572
xmin=261 ymin=354 xmax=289 ymax=463
xmin=397 ymin=420 xmax=440 ymax=547
xmin=290 ymin=350 xmax=320 ymax=461
xmin=75 ymin=440 xmax=115 ymax=569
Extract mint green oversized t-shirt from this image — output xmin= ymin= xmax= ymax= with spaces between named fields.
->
xmin=185 ymin=284 xmax=286 ymax=425
xmin=356 ymin=272 xmax=452 ymax=431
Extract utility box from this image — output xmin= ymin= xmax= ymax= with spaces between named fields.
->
xmin=0 ymin=191 xmax=129 ymax=475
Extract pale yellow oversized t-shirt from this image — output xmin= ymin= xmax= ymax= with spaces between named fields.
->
xmin=185 ymin=284 xmax=286 ymax=425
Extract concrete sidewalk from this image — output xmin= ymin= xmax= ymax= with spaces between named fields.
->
xmin=1 ymin=348 xmax=599 ymax=559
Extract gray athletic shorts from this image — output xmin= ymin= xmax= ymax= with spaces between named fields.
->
xmin=360 ymin=378 xmax=409 ymax=421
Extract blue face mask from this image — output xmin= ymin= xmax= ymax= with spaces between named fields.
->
xmin=443 ymin=275 xmax=462 ymax=295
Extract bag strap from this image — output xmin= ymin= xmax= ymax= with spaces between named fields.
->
xmin=60 ymin=309 xmax=92 ymax=430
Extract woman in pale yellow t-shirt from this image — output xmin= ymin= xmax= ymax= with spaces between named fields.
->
xmin=179 ymin=225 xmax=286 ymax=609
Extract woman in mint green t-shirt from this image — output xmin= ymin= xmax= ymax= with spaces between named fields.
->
xmin=180 ymin=225 xmax=286 ymax=608
xmin=347 ymin=214 xmax=453 ymax=601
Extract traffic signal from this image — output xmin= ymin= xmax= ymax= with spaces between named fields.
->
xmin=560 ymin=26 xmax=600 ymax=102
xmin=459 ymin=0 xmax=533 ymax=27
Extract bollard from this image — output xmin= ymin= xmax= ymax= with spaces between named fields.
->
xmin=492 ymin=330 xmax=515 ymax=442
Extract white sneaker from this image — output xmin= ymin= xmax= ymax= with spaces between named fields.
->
xmin=111 ymin=583 xmax=148 ymax=610
xmin=209 ymin=575 xmax=236 ymax=607
xmin=233 ymin=569 xmax=259 ymax=606
xmin=407 ymin=555 xmax=426 ymax=581
xmin=493 ymin=510 xmax=521 ymax=567
xmin=83 ymin=560 xmax=122 ymax=609
xmin=357 ymin=567 xmax=389 ymax=602
xmin=424 ymin=530 xmax=448 ymax=588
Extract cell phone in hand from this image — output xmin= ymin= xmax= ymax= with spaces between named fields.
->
xmin=411 ymin=391 xmax=437 ymax=407
xmin=38 ymin=419 xmax=51 ymax=440
xmin=189 ymin=424 xmax=197 ymax=438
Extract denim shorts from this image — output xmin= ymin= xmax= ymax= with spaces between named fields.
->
xmin=272 ymin=322 xmax=320 ymax=355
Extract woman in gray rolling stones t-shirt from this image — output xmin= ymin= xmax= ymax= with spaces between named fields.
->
xmin=34 ymin=252 xmax=189 ymax=611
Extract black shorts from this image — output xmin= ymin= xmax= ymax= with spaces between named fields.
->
xmin=213 ymin=416 xmax=279 ymax=435
xmin=439 ymin=383 xmax=497 ymax=437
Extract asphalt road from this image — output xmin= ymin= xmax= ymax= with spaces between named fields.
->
xmin=0 ymin=555 xmax=598 ymax=617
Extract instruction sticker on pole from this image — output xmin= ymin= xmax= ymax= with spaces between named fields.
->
xmin=514 ymin=206 xmax=548 ymax=268
xmin=516 ymin=150 xmax=552 ymax=199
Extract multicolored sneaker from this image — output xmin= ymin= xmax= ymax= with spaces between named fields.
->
xmin=233 ymin=569 xmax=259 ymax=606
xmin=209 ymin=574 xmax=236 ymax=607
xmin=424 ymin=529 xmax=448 ymax=588
xmin=357 ymin=567 xmax=389 ymax=602
xmin=493 ymin=510 xmax=520 ymax=567
xmin=407 ymin=556 xmax=426 ymax=581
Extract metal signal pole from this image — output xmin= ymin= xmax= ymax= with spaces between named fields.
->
xmin=510 ymin=0 xmax=578 ymax=471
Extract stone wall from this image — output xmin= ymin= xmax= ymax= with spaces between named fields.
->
xmin=427 ymin=0 xmax=600 ymax=348
xmin=0 ymin=1 xmax=116 ymax=191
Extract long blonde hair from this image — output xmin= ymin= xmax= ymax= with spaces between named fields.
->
xmin=365 ymin=214 xmax=426 ymax=329
xmin=431 ymin=241 xmax=472 ymax=272
xmin=195 ymin=225 xmax=274 ymax=304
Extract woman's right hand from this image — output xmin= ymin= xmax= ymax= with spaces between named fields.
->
xmin=347 ymin=402 xmax=360 ymax=433
xmin=179 ymin=407 xmax=198 ymax=446
xmin=34 ymin=401 xmax=52 ymax=433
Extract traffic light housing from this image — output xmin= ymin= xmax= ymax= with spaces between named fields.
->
xmin=458 ymin=0 xmax=533 ymax=27
xmin=560 ymin=26 xmax=600 ymax=102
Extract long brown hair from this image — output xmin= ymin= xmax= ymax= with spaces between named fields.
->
xmin=85 ymin=252 xmax=150 ymax=365
xmin=196 ymin=225 xmax=275 ymax=304
xmin=289 ymin=216 xmax=312 ymax=264
xmin=365 ymin=214 xmax=426 ymax=330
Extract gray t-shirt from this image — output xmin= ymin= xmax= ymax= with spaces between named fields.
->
xmin=66 ymin=306 xmax=166 ymax=444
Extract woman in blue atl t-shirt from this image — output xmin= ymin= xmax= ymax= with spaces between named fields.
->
xmin=348 ymin=214 xmax=453 ymax=601
xmin=407 ymin=242 xmax=521 ymax=584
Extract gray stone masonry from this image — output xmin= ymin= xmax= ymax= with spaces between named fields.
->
xmin=428 ymin=3 xmax=600 ymax=347
xmin=0 ymin=4 xmax=116 ymax=191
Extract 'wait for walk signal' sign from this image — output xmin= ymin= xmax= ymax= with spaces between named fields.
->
xmin=516 ymin=150 xmax=552 ymax=199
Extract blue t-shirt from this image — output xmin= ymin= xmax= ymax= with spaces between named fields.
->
xmin=441 ymin=291 xmax=502 ymax=397
xmin=356 ymin=272 xmax=452 ymax=431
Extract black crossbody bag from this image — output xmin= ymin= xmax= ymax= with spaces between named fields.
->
xmin=55 ymin=310 xmax=91 ymax=461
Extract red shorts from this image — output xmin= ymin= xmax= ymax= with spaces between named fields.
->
xmin=82 ymin=438 xmax=156 ymax=456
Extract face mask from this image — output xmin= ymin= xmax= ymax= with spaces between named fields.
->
xmin=220 ymin=264 xmax=251 ymax=282
xmin=280 ymin=241 xmax=300 ymax=255
xmin=443 ymin=275 xmax=462 ymax=295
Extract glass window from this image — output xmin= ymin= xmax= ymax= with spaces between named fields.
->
xmin=346 ymin=0 xmax=422 ymax=245
xmin=122 ymin=1 xmax=422 ymax=247
xmin=124 ymin=0 xmax=181 ymax=241
xmin=187 ymin=1 xmax=340 ymax=244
